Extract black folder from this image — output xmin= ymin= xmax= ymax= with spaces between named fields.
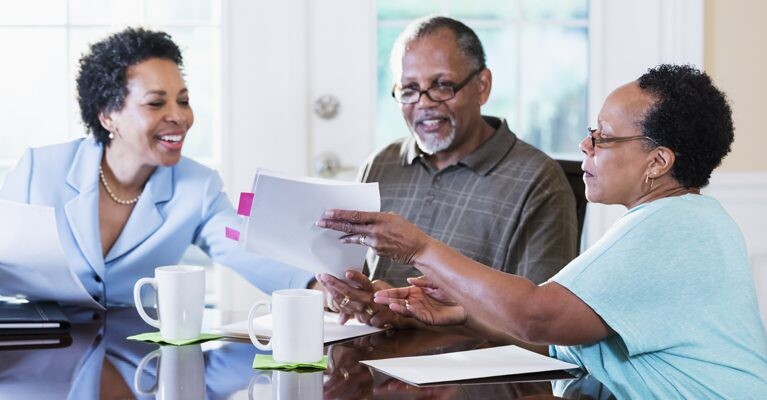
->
xmin=0 ymin=301 xmax=71 ymax=335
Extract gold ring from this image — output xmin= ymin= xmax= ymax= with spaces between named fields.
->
xmin=364 ymin=305 xmax=374 ymax=316
xmin=339 ymin=295 xmax=350 ymax=307
xmin=404 ymin=299 xmax=410 ymax=309
xmin=341 ymin=368 xmax=350 ymax=380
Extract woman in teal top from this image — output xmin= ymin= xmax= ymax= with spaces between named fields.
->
xmin=316 ymin=64 xmax=767 ymax=398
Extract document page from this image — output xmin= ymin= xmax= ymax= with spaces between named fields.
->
xmin=361 ymin=345 xmax=579 ymax=385
xmin=214 ymin=311 xmax=384 ymax=343
xmin=239 ymin=169 xmax=380 ymax=278
xmin=0 ymin=200 xmax=102 ymax=309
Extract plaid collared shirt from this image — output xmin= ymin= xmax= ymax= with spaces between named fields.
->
xmin=359 ymin=116 xmax=578 ymax=286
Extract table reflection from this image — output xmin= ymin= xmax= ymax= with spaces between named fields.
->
xmin=0 ymin=307 xmax=615 ymax=399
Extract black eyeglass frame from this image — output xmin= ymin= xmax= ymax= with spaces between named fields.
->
xmin=391 ymin=68 xmax=484 ymax=104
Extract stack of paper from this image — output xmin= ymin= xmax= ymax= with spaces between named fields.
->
xmin=0 ymin=200 xmax=102 ymax=309
xmin=361 ymin=345 xmax=579 ymax=385
xmin=230 ymin=169 xmax=380 ymax=278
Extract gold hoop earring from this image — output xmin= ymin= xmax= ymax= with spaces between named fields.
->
xmin=645 ymin=175 xmax=655 ymax=191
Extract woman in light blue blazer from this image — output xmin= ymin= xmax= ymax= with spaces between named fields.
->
xmin=0 ymin=28 xmax=313 ymax=307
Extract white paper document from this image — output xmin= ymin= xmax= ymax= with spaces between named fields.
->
xmin=213 ymin=311 xmax=384 ymax=343
xmin=0 ymin=200 xmax=103 ymax=309
xmin=361 ymin=345 xmax=579 ymax=385
xmin=240 ymin=169 xmax=380 ymax=278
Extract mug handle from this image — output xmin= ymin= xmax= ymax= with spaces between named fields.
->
xmin=133 ymin=277 xmax=160 ymax=328
xmin=248 ymin=301 xmax=272 ymax=350
xmin=247 ymin=371 xmax=273 ymax=400
xmin=133 ymin=348 xmax=160 ymax=395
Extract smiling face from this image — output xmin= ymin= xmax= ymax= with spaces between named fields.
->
xmin=396 ymin=28 xmax=490 ymax=156
xmin=580 ymin=82 xmax=657 ymax=207
xmin=100 ymin=57 xmax=193 ymax=167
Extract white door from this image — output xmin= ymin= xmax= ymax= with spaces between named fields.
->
xmin=306 ymin=0 xmax=377 ymax=180
xmin=223 ymin=0 xmax=376 ymax=192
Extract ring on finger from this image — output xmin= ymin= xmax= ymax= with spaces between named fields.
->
xmin=339 ymin=295 xmax=351 ymax=308
xmin=359 ymin=234 xmax=366 ymax=245
xmin=364 ymin=305 xmax=374 ymax=316
xmin=404 ymin=299 xmax=410 ymax=309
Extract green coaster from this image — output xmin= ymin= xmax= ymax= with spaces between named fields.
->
xmin=252 ymin=354 xmax=328 ymax=370
xmin=127 ymin=332 xmax=222 ymax=346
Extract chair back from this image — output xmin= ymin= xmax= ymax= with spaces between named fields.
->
xmin=556 ymin=159 xmax=587 ymax=244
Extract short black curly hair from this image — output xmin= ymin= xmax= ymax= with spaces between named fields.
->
xmin=76 ymin=27 xmax=183 ymax=145
xmin=637 ymin=64 xmax=733 ymax=188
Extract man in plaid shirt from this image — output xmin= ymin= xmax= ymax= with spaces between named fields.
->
xmin=315 ymin=16 xmax=577 ymax=328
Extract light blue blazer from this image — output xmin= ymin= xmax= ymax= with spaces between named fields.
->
xmin=0 ymin=137 xmax=313 ymax=306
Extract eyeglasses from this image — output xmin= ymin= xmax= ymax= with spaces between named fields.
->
xmin=391 ymin=69 xmax=483 ymax=104
xmin=587 ymin=127 xmax=659 ymax=148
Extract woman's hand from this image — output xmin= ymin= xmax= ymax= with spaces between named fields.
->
xmin=374 ymin=276 xmax=467 ymax=327
xmin=316 ymin=210 xmax=432 ymax=265
xmin=317 ymin=271 xmax=402 ymax=328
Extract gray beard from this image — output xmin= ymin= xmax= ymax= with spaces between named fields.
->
xmin=414 ymin=130 xmax=455 ymax=155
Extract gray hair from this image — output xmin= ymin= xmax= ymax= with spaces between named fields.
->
xmin=390 ymin=15 xmax=486 ymax=79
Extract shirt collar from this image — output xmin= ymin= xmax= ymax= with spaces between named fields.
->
xmin=399 ymin=116 xmax=517 ymax=176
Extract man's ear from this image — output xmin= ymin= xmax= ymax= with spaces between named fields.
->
xmin=477 ymin=68 xmax=492 ymax=106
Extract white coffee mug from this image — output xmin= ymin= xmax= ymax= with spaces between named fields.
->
xmin=248 ymin=370 xmax=323 ymax=400
xmin=133 ymin=344 xmax=205 ymax=400
xmin=248 ymin=289 xmax=324 ymax=363
xmin=133 ymin=265 xmax=205 ymax=341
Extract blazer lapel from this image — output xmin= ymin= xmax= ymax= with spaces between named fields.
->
xmin=104 ymin=165 xmax=173 ymax=263
xmin=64 ymin=139 xmax=106 ymax=279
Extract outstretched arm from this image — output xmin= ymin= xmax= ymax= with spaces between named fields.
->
xmin=317 ymin=209 xmax=612 ymax=346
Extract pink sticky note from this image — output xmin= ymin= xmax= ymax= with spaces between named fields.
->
xmin=238 ymin=192 xmax=254 ymax=216
xmin=225 ymin=227 xmax=240 ymax=241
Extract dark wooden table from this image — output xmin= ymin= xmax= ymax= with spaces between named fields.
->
xmin=0 ymin=307 xmax=615 ymax=399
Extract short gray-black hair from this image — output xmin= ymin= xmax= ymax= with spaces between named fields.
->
xmin=390 ymin=15 xmax=486 ymax=78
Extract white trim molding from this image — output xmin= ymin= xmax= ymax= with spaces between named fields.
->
xmin=704 ymin=171 xmax=767 ymax=329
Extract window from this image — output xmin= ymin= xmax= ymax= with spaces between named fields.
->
xmin=376 ymin=0 xmax=589 ymax=159
xmin=0 ymin=0 xmax=221 ymax=185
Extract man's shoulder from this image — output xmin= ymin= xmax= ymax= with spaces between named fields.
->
xmin=364 ymin=137 xmax=410 ymax=170
xmin=360 ymin=137 xmax=413 ymax=183
xmin=369 ymin=137 xmax=410 ymax=162
xmin=497 ymin=136 xmax=564 ymax=178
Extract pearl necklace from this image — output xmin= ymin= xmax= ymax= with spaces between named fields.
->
xmin=99 ymin=166 xmax=141 ymax=205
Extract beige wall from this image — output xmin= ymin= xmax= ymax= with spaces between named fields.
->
xmin=705 ymin=0 xmax=767 ymax=171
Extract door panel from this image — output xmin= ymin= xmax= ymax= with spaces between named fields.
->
xmin=308 ymin=0 xmax=376 ymax=180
